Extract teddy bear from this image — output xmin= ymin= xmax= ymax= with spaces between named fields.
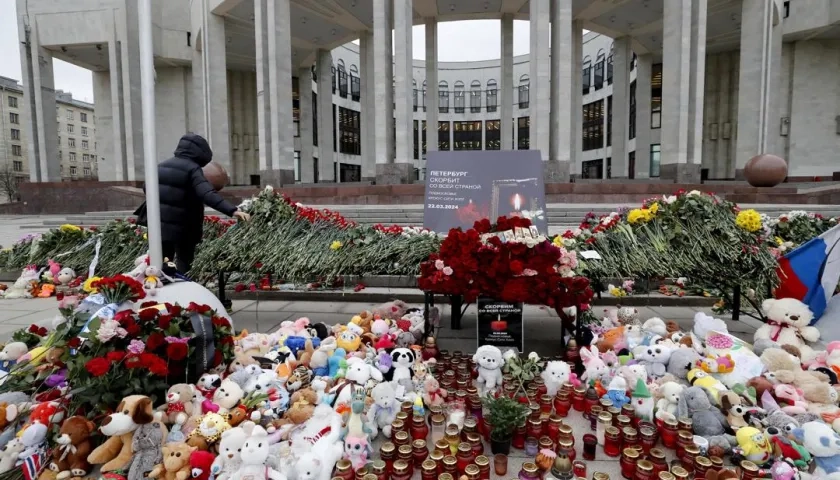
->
xmin=422 ymin=377 xmax=447 ymax=409
xmin=540 ymin=361 xmax=571 ymax=397
xmin=760 ymin=348 xmax=830 ymax=403
xmin=207 ymin=379 xmax=245 ymax=415
xmin=276 ymin=389 xmax=318 ymax=429
xmin=128 ymin=422 xmax=164 ymax=480
xmin=654 ymin=381 xmax=683 ymax=422
xmin=617 ymin=364 xmax=647 ymax=391
xmin=310 ymin=338 xmax=337 ymax=377
xmin=142 ymin=266 xmax=166 ymax=296
xmin=158 ymin=384 xmax=196 ymax=426
xmin=677 ymin=386 xmax=734 ymax=451
xmin=372 ymin=301 xmax=408 ymax=322
xmin=633 ymin=344 xmax=672 ymax=379
xmin=364 ymin=382 xmax=398 ymax=439
xmin=790 ymin=421 xmax=840 ymax=479
xmin=49 ymin=416 xmax=96 ymax=479
xmin=473 ymin=345 xmax=503 ymax=394
xmin=212 ymin=426 xmax=247 ymax=480
xmin=88 ymin=395 xmax=158 ymax=472
xmin=755 ymin=298 xmax=820 ymax=362
xmin=0 ymin=438 xmax=24 ymax=473
xmin=0 ymin=342 xmax=29 ymax=376
xmin=148 ymin=443 xmax=196 ymax=480
xmin=189 ymin=450 xmax=216 ymax=480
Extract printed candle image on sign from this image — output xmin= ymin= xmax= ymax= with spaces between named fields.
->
xmin=424 ymin=150 xmax=548 ymax=233
xmin=477 ymin=296 xmax=524 ymax=352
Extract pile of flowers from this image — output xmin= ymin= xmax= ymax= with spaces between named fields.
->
xmin=190 ymin=187 xmax=441 ymax=284
xmin=418 ymin=216 xmax=593 ymax=314
xmin=766 ymin=210 xmax=838 ymax=247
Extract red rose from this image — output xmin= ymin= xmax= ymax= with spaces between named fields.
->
xmin=158 ymin=315 xmax=172 ymax=330
xmin=146 ymin=332 xmax=165 ymax=352
xmin=234 ymin=283 xmax=246 ymax=293
xmin=211 ymin=316 xmax=230 ymax=328
xmin=140 ymin=301 xmax=158 ymax=309
xmin=138 ymin=308 xmax=159 ymax=321
xmin=122 ymin=319 xmax=141 ymax=337
xmin=167 ymin=304 xmax=182 ymax=316
xmin=510 ymin=260 xmax=524 ymax=275
xmin=114 ymin=310 xmax=134 ymax=323
xmin=106 ymin=351 xmax=126 ymax=363
xmin=167 ymin=343 xmax=188 ymax=361
xmin=212 ymin=350 xmax=223 ymax=367
xmin=221 ymin=335 xmax=234 ymax=346
xmin=67 ymin=337 xmax=82 ymax=349
xmin=85 ymin=357 xmax=111 ymax=377
xmin=28 ymin=324 xmax=39 ymax=334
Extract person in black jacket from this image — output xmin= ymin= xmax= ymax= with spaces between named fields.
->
xmin=156 ymin=133 xmax=249 ymax=272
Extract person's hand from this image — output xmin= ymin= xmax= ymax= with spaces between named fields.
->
xmin=233 ymin=210 xmax=251 ymax=222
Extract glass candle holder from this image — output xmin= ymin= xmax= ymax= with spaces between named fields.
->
xmin=380 ymin=442 xmax=396 ymax=475
xmin=463 ymin=416 xmax=478 ymax=440
xmin=394 ymin=431 xmax=410 ymax=448
xmin=621 ymin=404 xmax=635 ymax=418
xmin=572 ymin=386 xmax=587 ymax=411
xmin=675 ymin=430 xmax=694 ymax=459
xmin=519 ymin=462 xmax=540 ymax=480
xmin=334 ymin=460 xmax=355 ymax=480
xmin=412 ymin=415 xmax=430 ymax=441
xmin=616 ymin=414 xmax=632 ymax=430
xmin=445 ymin=426 xmax=461 ymax=456
xmin=670 ymin=466 xmax=689 ymax=480
xmin=456 ymin=442 xmax=474 ymax=476
xmin=397 ymin=445 xmax=413 ymax=474
xmin=431 ymin=414 xmax=446 ymax=444
xmin=475 ymin=455 xmax=490 ymax=480
xmin=467 ymin=432 xmax=484 ymax=457
xmin=547 ymin=415 xmax=562 ymax=442
xmin=513 ymin=424 xmax=527 ymax=449
xmin=558 ymin=423 xmax=574 ymax=447
xmin=604 ymin=426 xmax=622 ymax=457
xmin=589 ymin=406 xmax=603 ymax=431
xmin=710 ymin=456 xmax=724 ymax=469
xmin=525 ymin=437 xmax=539 ymax=457
xmin=596 ymin=412 xmax=613 ymax=445
xmin=622 ymin=427 xmax=639 ymax=450
xmin=442 ymin=455 xmax=457 ymax=477
xmin=572 ymin=461 xmax=587 ymax=479
xmin=739 ymin=461 xmax=761 ymax=480
xmin=493 ymin=454 xmax=508 ymax=476
xmin=582 ymin=434 xmax=597 ymax=461
xmin=679 ymin=445 xmax=700 ymax=474
xmin=539 ymin=394 xmax=553 ymax=414
xmin=435 ymin=438 xmax=450 ymax=454
xmin=412 ymin=440 xmax=429 ymax=468
xmin=430 ymin=450 xmax=444 ymax=473
xmin=648 ymin=448 xmax=667 ymax=477
xmin=609 ymin=407 xmax=622 ymax=424
xmin=527 ymin=417 xmax=543 ymax=440
xmin=539 ymin=436 xmax=555 ymax=453
xmin=584 ymin=388 xmax=600 ymax=416
xmin=371 ymin=461 xmax=386 ymax=480
xmin=660 ymin=419 xmax=679 ymax=449
xmin=639 ymin=425 xmax=657 ymax=456
xmin=421 ymin=460 xmax=438 ymax=480
xmin=464 ymin=464 xmax=480 ymax=480
xmin=693 ymin=456 xmax=712 ymax=479
xmin=677 ymin=417 xmax=693 ymax=433
xmin=620 ymin=448 xmax=640 ymax=479
xmin=554 ymin=391 xmax=571 ymax=417
xmin=633 ymin=460 xmax=655 ymax=480
xmin=391 ymin=462 xmax=410 ymax=480
xmin=557 ymin=438 xmax=575 ymax=462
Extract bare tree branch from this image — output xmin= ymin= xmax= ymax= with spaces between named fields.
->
xmin=0 ymin=165 xmax=21 ymax=203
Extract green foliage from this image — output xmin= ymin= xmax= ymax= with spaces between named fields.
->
xmin=482 ymin=394 xmax=529 ymax=441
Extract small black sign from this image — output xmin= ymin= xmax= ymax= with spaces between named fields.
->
xmin=477 ymin=296 xmax=524 ymax=352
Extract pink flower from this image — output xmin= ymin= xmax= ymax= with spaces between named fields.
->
xmin=442 ymin=267 xmax=453 ymax=276
xmin=522 ymin=269 xmax=538 ymax=277
xmin=96 ymin=319 xmax=127 ymax=343
xmin=127 ymin=339 xmax=145 ymax=355
xmin=435 ymin=260 xmax=445 ymax=271
xmin=706 ymin=333 xmax=733 ymax=350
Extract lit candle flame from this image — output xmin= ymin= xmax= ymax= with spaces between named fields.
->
xmin=514 ymin=194 xmax=521 ymax=211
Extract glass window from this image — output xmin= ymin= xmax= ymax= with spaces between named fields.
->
xmin=651 ymin=63 xmax=662 ymax=129
xmin=351 ymin=75 xmax=360 ymax=101
xmin=485 ymin=120 xmax=500 ymax=150
xmin=594 ymin=51 xmax=605 ymax=90
xmin=12 ymin=145 xmax=21 ymax=156
xmin=69 ymin=152 xmax=76 ymax=162
xmin=629 ymin=80 xmax=636 ymax=140
xmin=338 ymin=107 xmax=361 ymax=156
xmin=486 ymin=80 xmax=497 ymax=113
xmin=67 ymin=124 xmax=74 ymax=134
xmin=650 ymin=144 xmax=661 ymax=177
xmin=10 ymin=129 xmax=20 ymax=140
xmin=453 ymin=121 xmax=482 ymax=150
xmin=582 ymin=57 xmax=592 ymax=94
xmin=470 ymin=80 xmax=481 ymax=113
xmin=8 ymin=96 xmax=17 ymax=108
xmin=338 ymin=63 xmax=348 ymax=98
xmin=582 ymin=99 xmax=604 ymax=151
xmin=67 ymin=110 xmax=73 ymax=120
xmin=68 ymin=138 xmax=76 ymax=148
xmin=80 ymin=112 xmax=88 ymax=123
xmin=414 ymin=120 xmax=419 ymax=159
xmin=439 ymin=81 xmax=449 ymax=113
xmin=312 ymin=92 xmax=318 ymax=147
xmin=413 ymin=80 xmax=418 ymax=112
xmin=9 ymin=113 xmax=19 ymax=124
xmin=81 ymin=126 xmax=88 ymax=137
xmin=607 ymin=44 xmax=614 ymax=85
xmin=517 ymin=117 xmax=530 ymax=150
xmin=606 ymin=96 xmax=612 ymax=147
xmin=454 ymin=81 xmax=465 ymax=113
xmin=438 ymin=121 xmax=450 ymax=150
xmin=582 ymin=159 xmax=603 ymax=179
xmin=70 ymin=166 xmax=77 ymax=176
xmin=331 ymin=65 xmax=336 ymax=94
xmin=422 ymin=120 xmax=427 ymax=155
xmin=422 ymin=80 xmax=427 ymax=112
xmin=82 ymin=140 xmax=89 ymax=150
xmin=518 ymin=75 xmax=529 ymax=108
xmin=12 ymin=160 xmax=22 ymax=172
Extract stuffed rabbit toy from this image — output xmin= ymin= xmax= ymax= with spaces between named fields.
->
xmin=677 ymin=386 xmax=735 ymax=452
xmin=580 ymin=347 xmax=610 ymax=386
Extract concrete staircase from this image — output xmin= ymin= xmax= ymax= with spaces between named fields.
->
xmin=32 ymin=204 xmax=840 ymax=233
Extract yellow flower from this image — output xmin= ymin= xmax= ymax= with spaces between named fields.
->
xmin=330 ymin=241 xmax=343 ymax=251
xmin=83 ymin=276 xmax=102 ymax=293
xmin=736 ymin=209 xmax=762 ymax=232
xmin=143 ymin=233 xmax=148 ymax=240
xmin=648 ymin=202 xmax=660 ymax=214
xmin=627 ymin=208 xmax=653 ymax=224
xmin=59 ymin=224 xmax=82 ymax=233
xmin=608 ymin=285 xmax=626 ymax=298
xmin=552 ymin=236 xmax=564 ymax=247
xmin=774 ymin=236 xmax=784 ymax=246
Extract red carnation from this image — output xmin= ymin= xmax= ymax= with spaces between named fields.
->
xmin=67 ymin=337 xmax=82 ymax=349
xmin=85 ymin=357 xmax=111 ymax=377
xmin=158 ymin=314 xmax=172 ymax=330
xmin=211 ymin=316 xmax=231 ymax=328
xmin=106 ymin=351 xmax=126 ymax=363
xmin=187 ymin=303 xmax=212 ymax=315
xmin=138 ymin=308 xmax=159 ymax=322
xmin=234 ymin=283 xmax=246 ymax=293
xmin=510 ymin=260 xmax=524 ymax=275
xmin=146 ymin=332 xmax=165 ymax=352
xmin=167 ymin=343 xmax=188 ymax=361
xmin=140 ymin=301 xmax=158 ymax=308
xmin=28 ymin=324 xmax=40 ymax=334
xmin=166 ymin=304 xmax=182 ymax=316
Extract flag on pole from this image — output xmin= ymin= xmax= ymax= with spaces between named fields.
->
xmin=22 ymin=450 xmax=45 ymax=480
xmin=776 ymin=223 xmax=840 ymax=322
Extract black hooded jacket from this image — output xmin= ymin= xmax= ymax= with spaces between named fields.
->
xmin=157 ymin=134 xmax=237 ymax=243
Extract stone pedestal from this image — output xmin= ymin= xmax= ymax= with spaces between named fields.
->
xmin=543 ymin=161 xmax=570 ymax=183
xmin=259 ymin=169 xmax=296 ymax=188
xmin=376 ymin=163 xmax=414 ymax=185
xmin=660 ymin=164 xmax=702 ymax=183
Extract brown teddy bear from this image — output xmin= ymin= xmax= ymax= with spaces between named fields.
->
xmin=761 ymin=348 xmax=830 ymax=402
xmin=0 ymin=403 xmax=20 ymax=431
xmin=157 ymin=384 xmax=196 ymax=425
xmin=148 ymin=443 xmax=196 ymax=480
xmin=274 ymin=388 xmax=318 ymax=429
xmin=49 ymin=416 xmax=96 ymax=479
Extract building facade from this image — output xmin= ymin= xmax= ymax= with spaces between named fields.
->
xmin=14 ymin=0 xmax=840 ymax=186
xmin=0 ymin=76 xmax=98 ymax=183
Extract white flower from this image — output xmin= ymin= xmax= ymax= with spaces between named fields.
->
xmin=662 ymin=195 xmax=677 ymax=204
xmin=264 ymin=185 xmax=274 ymax=193
xmin=563 ymin=238 xmax=576 ymax=248
xmin=573 ymin=228 xmax=582 ymax=237
xmin=442 ymin=267 xmax=453 ymax=276
xmin=435 ymin=260 xmax=445 ymax=270
xmin=96 ymin=319 xmax=127 ymax=343
xmin=528 ymin=352 xmax=540 ymax=361
xmin=676 ymin=277 xmax=688 ymax=287
xmin=503 ymin=349 xmax=518 ymax=362
xmin=522 ymin=269 xmax=538 ymax=277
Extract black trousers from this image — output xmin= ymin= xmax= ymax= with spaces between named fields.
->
xmin=161 ymin=241 xmax=197 ymax=273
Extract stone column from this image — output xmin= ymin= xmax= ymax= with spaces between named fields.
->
xmin=107 ymin=21 xmax=127 ymax=181
xmin=571 ymin=20 xmax=583 ymax=176
xmin=634 ymin=54 xmax=653 ymax=178
xmin=610 ymin=36 xmax=631 ymax=178
xmin=119 ymin=1 xmax=143 ymax=180
xmin=298 ymin=67 xmax=314 ymax=183
xmin=391 ymin=0 xmax=414 ymax=184
xmin=547 ymin=0 xmax=572 ymax=181
xmin=530 ymin=0 xmax=550 ymax=163
xmin=254 ymin=0 xmax=273 ymax=172
xmin=18 ymin=18 xmax=59 ymax=182
xmin=199 ymin=7 xmax=232 ymax=174
xmin=660 ymin=0 xmax=706 ymax=182
xmin=500 ymin=14 xmax=514 ymax=151
xmin=316 ymin=50 xmax=335 ymax=182
xmin=735 ymin=0 xmax=781 ymax=177
xmin=265 ymin=0 xmax=295 ymax=185
xmin=425 ymin=19 xmax=439 ymax=153
xmin=373 ymin=0 xmax=397 ymax=182
xmin=359 ymin=31 xmax=376 ymax=180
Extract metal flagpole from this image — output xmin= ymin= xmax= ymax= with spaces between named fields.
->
xmin=138 ymin=0 xmax=163 ymax=266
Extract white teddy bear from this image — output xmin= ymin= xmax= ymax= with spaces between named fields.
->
xmin=755 ymin=298 xmax=820 ymax=362
xmin=632 ymin=344 xmax=673 ymax=379
xmin=231 ymin=426 xmax=286 ymax=480
xmin=365 ymin=382 xmax=398 ymax=439
xmin=212 ymin=427 xmax=248 ymax=480
xmin=540 ymin=361 xmax=571 ymax=397
xmin=473 ymin=345 xmax=503 ymax=394
xmin=654 ymin=381 xmax=684 ymax=422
